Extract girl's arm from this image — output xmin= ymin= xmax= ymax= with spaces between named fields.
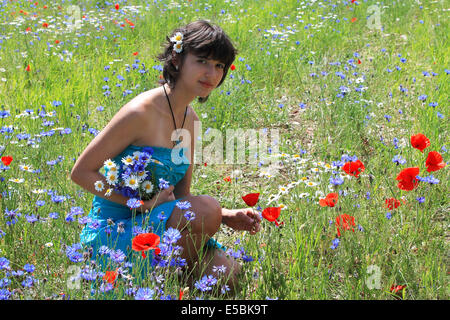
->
xmin=70 ymin=103 xmax=155 ymax=211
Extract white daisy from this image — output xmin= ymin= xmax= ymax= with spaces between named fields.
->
xmin=121 ymin=155 xmax=134 ymax=166
xmin=278 ymin=185 xmax=289 ymax=195
xmin=124 ymin=175 xmax=139 ymax=190
xmin=305 ymin=180 xmax=319 ymax=187
xmin=104 ymin=159 xmax=117 ymax=169
xmin=106 ymin=172 xmax=118 ymax=185
xmin=9 ymin=178 xmax=24 ymax=183
xmin=142 ymin=181 xmax=154 ymax=194
xmin=170 ymin=32 xmax=183 ymax=43
xmin=279 ymin=203 xmax=288 ymax=210
xmin=105 ymin=188 xmax=113 ymax=197
xmin=19 ymin=164 xmax=33 ymax=172
xmin=136 ymin=170 xmax=148 ymax=181
xmin=94 ymin=180 xmax=104 ymax=192
xmin=173 ymin=41 xmax=183 ymax=53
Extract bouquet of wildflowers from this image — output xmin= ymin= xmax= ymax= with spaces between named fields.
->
xmin=94 ymin=147 xmax=169 ymax=209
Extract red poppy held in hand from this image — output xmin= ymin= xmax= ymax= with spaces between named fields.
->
xmin=319 ymin=193 xmax=339 ymax=207
xmin=132 ymin=233 xmax=161 ymax=258
xmin=342 ymin=159 xmax=365 ymax=177
xmin=425 ymin=151 xmax=446 ymax=172
xmin=1 ymin=156 xmax=13 ymax=166
xmin=396 ymin=167 xmax=420 ymax=191
xmin=410 ymin=133 xmax=430 ymax=153
xmin=335 ymin=214 xmax=355 ymax=237
xmin=242 ymin=193 xmax=260 ymax=207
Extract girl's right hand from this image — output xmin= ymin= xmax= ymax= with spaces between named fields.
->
xmin=140 ymin=185 xmax=175 ymax=212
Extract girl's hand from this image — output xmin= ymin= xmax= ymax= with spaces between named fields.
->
xmin=222 ymin=208 xmax=261 ymax=235
xmin=140 ymin=185 xmax=175 ymax=213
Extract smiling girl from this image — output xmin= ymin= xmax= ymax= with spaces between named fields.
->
xmin=71 ymin=20 xmax=261 ymax=295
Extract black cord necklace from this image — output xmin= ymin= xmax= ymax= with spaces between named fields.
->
xmin=163 ymin=84 xmax=188 ymax=147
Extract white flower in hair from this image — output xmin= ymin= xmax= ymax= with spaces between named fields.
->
xmin=173 ymin=41 xmax=183 ymax=53
xmin=170 ymin=32 xmax=183 ymax=43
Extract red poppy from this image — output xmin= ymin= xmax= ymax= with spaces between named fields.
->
xmin=342 ymin=159 xmax=365 ymax=177
xmin=25 ymin=27 xmax=31 ymax=32
xmin=132 ymin=52 xmax=139 ymax=56
xmin=319 ymin=193 xmax=338 ymax=207
xmin=25 ymin=64 xmax=31 ymax=72
xmin=179 ymin=288 xmax=184 ymax=300
xmin=102 ymin=270 xmax=117 ymax=285
xmin=115 ymin=3 xmax=120 ymax=10
xmin=230 ymin=64 xmax=236 ymax=71
xmin=396 ymin=167 xmax=420 ymax=191
xmin=390 ymin=284 xmax=406 ymax=299
xmin=335 ymin=214 xmax=355 ymax=237
xmin=410 ymin=133 xmax=430 ymax=153
xmin=223 ymin=176 xmax=231 ymax=183
xmin=242 ymin=193 xmax=260 ymax=207
xmin=1 ymin=156 xmax=13 ymax=166
xmin=262 ymin=207 xmax=281 ymax=222
xmin=351 ymin=17 xmax=357 ymax=23
xmin=384 ymin=198 xmax=403 ymax=210
xmin=132 ymin=233 xmax=160 ymax=258
xmin=425 ymin=151 xmax=446 ymax=172
xmin=42 ymin=22 xmax=48 ymax=28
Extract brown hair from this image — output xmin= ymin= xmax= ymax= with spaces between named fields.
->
xmin=157 ymin=20 xmax=237 ymax=103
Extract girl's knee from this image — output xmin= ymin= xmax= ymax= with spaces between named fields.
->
xmin=191 ymin=195 xmax=222 ymax=236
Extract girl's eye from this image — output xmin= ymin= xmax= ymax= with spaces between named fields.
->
xmin=217 ymin=64 xmax=225 ymax=69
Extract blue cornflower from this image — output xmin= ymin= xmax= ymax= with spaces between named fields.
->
xmin=330 ymin=238 xmax=340 ymax=250
xmin=429 ymin=102 xmax=438 ymax=107
xmin=416 ymin=197 xmax=425 ymax=204
xmin=0 ymin=257 xmax=10 ymax=270
xmin=329 ymin=175 xmax=344 ymax=186
xmin=78 ymin=216 xmax=91 ymax=225
xmin=135 ymin=287 xmax=155 ymax=300
xmin=418 ymin=94 xmax=427 ymax=101
xmin=175 ymin=201 xmax=191 ymax=210
xmin=158 ymin=178 xmax=169 ymax=190
xmin=183 ymin=210 xmax=196 ymax=221
xmin=0 ymin=288 xmax=11 ymax=300
xmin=25 ymin=214 xmax=38 ymax=224
xmin=21 ymin=276 xmax=36 ymax=288
xmin=0 ymin=229 xmax=4 ymax=239
xmin=70 ymin=207 xmax=84 ymax=216
xmin=392 ymin=155 xmax=406 ymax=165
xmin=65 ymin=244 xmax=83 ymax=263
xmin=194 ymin=275 xmax=217 ymax=292
xmin=386 ymin=212 xmax=392 ymax=220
xmin=127 ymin=198 xmax=142 ymax=209
xmin=109 ymin=249 xmax=126 ymax=264
xmin=384 ymin=115 xmax=392 ymax=122
xmin=65 ymin=213 xmax=75 ymax=223
xmin=48 ymin=212 xmax=59 ymax=219
xmin=23 ymin=264 xmax=35 ymax=273
xmin=163 ymin=227 xmax=181 ymax=245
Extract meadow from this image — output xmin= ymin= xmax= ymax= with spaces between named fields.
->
xmin=0 ymin=0 xmax=448 ymax=300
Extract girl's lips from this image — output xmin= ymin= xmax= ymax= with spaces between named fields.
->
xmin=199 ymin=81 xmax=214 ymax=88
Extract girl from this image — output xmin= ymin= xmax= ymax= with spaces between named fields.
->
xmin=71 ymin=20 xmax=261 ymax=295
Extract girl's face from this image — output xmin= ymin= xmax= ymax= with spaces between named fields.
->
xmin=176 ymin=52 xmax=226 ymax=98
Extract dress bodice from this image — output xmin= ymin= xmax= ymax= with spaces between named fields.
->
xmin=106 ymin=144 xmax=190 ymax=187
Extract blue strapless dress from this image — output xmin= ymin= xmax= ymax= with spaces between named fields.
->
xmin=79 ymin=144 xmax=224 ymax=274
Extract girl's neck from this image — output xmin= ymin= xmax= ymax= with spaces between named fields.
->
xmin=163 ymin=83 xmax=195 ymax=115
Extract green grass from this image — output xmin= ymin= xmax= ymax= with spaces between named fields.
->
xmin=0 ymin=0 xmax=448 ymax=300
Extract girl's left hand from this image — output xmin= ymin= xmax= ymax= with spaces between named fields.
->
xmin=223 ymin=208 xmax=261 ymax=235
